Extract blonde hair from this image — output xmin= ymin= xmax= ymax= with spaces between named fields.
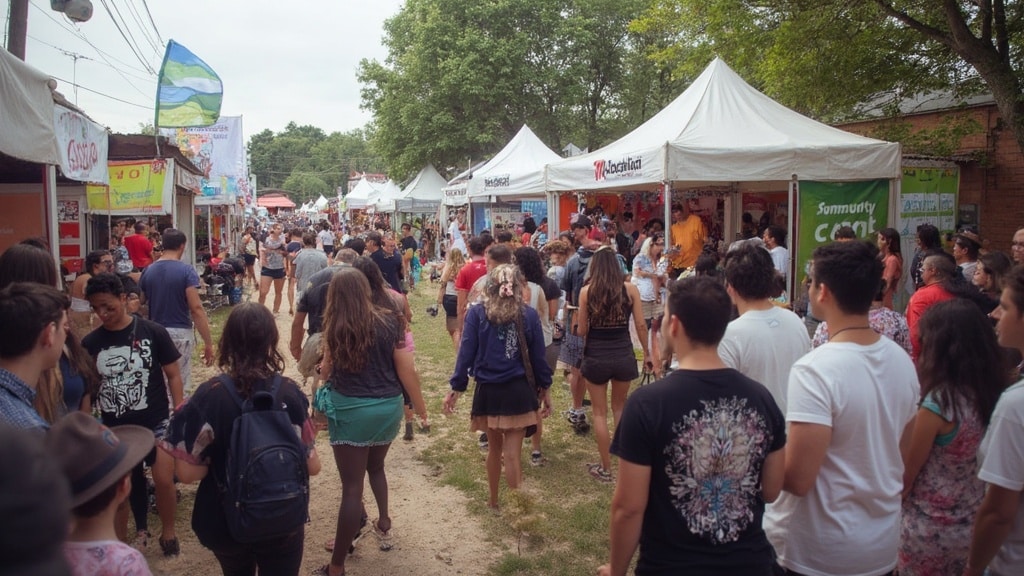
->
xmin=482 ymin=264 xmax=523 ymax=325
xmin=442 ymin=248 xmax=466 ymax=282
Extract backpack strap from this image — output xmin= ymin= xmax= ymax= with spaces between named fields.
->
xmin=218 ymin=374 xmax=245 ymax=410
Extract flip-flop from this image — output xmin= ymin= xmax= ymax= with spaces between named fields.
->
xmin=373 ymin=520 xmax=394 ymax=551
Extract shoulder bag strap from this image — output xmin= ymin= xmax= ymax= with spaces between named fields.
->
xmin=515 ymin=309 xmax=537 ymax=393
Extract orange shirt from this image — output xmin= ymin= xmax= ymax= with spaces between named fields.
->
xmin=669 ymin=215 xmax=707 ymax=269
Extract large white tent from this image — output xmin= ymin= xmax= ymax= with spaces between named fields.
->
xmin=373 ymin=179 xmax=404 ymax=213
xmin=545 ymin=57 xmax=901 ymax=191
xmin=397 ymin=164 xmax=447 ymax=212
xmin=467 ymin=124 xmax=561 ymax=202
xmin=344 ymin=177 xmax=383 ymax=210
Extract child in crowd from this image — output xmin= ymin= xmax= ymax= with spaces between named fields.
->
xmin=49 ymin=412 xmax=155 ymax=576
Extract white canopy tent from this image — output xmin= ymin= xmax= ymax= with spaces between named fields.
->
xmin=313 ymin=194 xmax=329 ymax=210
xmin=466 ymin=124 xmax=561 ymax=203
xmin=373 ymin=179 xmax=404 ymax=213
xmin=546 ymin=57 xmax=901 ymax=191
xmin=545 ymin=57 xmax=902 ymax=295
xmin=344 ymin=177 xmax=383 ymax=210
xmin=396 ymin=164 xmax=447 ymax=212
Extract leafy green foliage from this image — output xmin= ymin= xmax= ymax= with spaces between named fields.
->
xmin=246 ymin=122 xmax=383 ymax=204
xmin=358 ymin=0 xmax=661 ymax=178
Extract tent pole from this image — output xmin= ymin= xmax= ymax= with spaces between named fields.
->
xmin=663 ymin=181 xmax=671 ymax=246
xmin=788 ymin=175 xmax=797 ymax=300
xmin=45 ymin=164 xmax=60 ymax=286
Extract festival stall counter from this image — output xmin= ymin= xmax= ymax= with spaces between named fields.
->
xmin=544 ymin=57 xmax=902 ymax=293
xmin=0 ymin=48 xmax=111 ymax=276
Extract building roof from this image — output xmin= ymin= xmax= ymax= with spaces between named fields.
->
xmin=256 ymin=192 xmax=295 ymax=209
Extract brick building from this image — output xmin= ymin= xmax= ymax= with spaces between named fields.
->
xmin=839 ymin=94 xmax=1024 ymax=252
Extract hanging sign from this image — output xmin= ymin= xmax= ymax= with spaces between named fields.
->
xmin=54 ymin=105 xmax=109 ymax=184
xmin=796 ymin=179 xmax=890 ymax=279
xmin=85 ymin=159 xmax=174 ymax=214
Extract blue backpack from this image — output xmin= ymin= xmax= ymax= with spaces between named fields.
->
xmin=218 ymin=375 xmax=309 ymax=543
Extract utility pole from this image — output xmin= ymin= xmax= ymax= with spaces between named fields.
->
xmin=7 ymin=0 xmax=28 ymax=59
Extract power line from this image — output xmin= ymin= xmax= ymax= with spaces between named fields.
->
xmin=119 ymin=0 xmax=160 ymax=56
xmin=140 ymin=0 xmax=163 ymax=45
xmin=27 ymin=34 xmax=156 ymax=83
xmin=97 ymin=0 xmax=157 ymax=74
xmin=50 ymin=74 xmax=152 ymax=108
xmin=29 ymin=1 xmax=154 ymax=76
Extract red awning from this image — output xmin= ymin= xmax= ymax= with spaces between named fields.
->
xmin=257 ymin=196 xmax=296 ymax=208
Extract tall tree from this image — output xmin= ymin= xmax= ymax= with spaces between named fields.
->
xmin=632 ymin=0 xmax=1024 ymax=150
xmin=359 ymin=0 xmax=653 ymax=178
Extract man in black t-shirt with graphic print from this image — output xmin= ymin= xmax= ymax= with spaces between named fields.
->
xmin=598 ymin=276 xmax=786 ymax=576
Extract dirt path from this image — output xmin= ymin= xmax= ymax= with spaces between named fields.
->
xmin=143 ymin=292 xmax=499 ymax=575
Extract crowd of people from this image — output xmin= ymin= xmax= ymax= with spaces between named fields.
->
xmin=3 ymin=205 xmax=1024 ymax=576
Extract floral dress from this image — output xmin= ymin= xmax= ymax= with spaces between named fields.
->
xmin=898 ymin=393 xmax=986 ymax=575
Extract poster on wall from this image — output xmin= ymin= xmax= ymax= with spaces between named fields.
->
xmin=796 ymin=179 xmax=890 ymax=280
xmin=898 ymin=166 xmax=959 ymax=239
xmin=85 ymin=160 xmax=173 ymax=214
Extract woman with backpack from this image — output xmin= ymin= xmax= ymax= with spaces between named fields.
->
xmin=160 ymin=302 xmax=321 ymax=576
xmin=314 ymin=267 xmax=428 ymax=576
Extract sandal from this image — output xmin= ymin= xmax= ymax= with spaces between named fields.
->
xmin=324 ymin=514 xmax=368 ymax=553
xmin=135 ymin=530 xmax=150 ymax=549
xmin=159 ymin=536 xmax=180 ymax=557
xmin=310 ymin=565 xmax=344 ymax=576
xmin=372 ymin=520 xmax=394 ymax=551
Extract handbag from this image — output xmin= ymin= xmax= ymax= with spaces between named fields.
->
xmin=514 ymin=310 xmax=540 ymax=438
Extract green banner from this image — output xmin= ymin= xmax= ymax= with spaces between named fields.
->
xmin=898 ymin=166 xmax=958 ymax=238
xmin=796 ymin=179 xmax=890 ymax=281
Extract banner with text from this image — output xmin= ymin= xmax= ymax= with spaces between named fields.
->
xmin=54 ymin=105 xmax=109 ymax=184
xmin=898 ymin=166 xmax=959 ymax=240
xmin=85 ymin=160 xmax=173 ymax=214
xmin=161 ymin=116 xmax=248 ymax=205
xmin=796 ymin=179 xmax=890 ymax=280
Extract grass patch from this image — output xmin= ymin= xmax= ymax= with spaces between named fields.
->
xmin=407 ymin=283 xmax=621 ymax=576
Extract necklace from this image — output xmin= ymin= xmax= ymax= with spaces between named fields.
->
xmin=831 ymin=325 xmax=873 ymax=339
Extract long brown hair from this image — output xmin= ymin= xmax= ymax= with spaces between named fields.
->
xmin=322 ymin=267 xmax=393 ymax=373
xmin=217 ymin=303 xmax=285 ymax=398
xmin=916 ymin=299 xmax=1007 ymax=427
xmin=585 ymin=247 xmax=628 ymax=326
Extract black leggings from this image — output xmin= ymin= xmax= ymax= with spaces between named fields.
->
xmin=211 ymin=528 xmax=304 ymax=576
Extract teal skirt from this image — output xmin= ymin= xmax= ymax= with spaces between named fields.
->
xmin=314 ymin=387 xmax=403 ymax=446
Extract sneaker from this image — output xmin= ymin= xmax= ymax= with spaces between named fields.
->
xmin=403 ymin=421 xmax=414 ymax=441
xmin=530 ymin=451 xmax=545 ymax=467
xmin=587 ymin=463 xmax=614 ymax=484
xmin=478 ymin=432 xmax=488 ymax=450
xmin=568 ymin=411 xmax=590 ymax=434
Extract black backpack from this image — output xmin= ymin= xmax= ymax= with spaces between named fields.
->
xmin=218 ymin=374 xmax=309 ymax=543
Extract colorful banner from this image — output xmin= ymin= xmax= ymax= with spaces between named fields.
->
xmin=161 ymin=116 xmax=247 ymax=206
xmin=85 ymin=160 xmax=173 ymax=214
xmin=54 ymin=105 xmax=109 ymax=184
xmin=796 ymin=179 xmax=890 ymax=280
xmin=156 ymin=40 xmax=223 ymax=127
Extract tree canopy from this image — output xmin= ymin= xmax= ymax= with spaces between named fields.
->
xmin=357 ymin=0 xmax=671 ymax=179
xmin=246 ymin=122 xmax=384 ymax=204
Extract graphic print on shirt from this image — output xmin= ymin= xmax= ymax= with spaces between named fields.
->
xmin=96 ymin=339 xmax=153 ymax=417
xmin=499 ymin=323 xmax=519 ymax=360
xmin=665 ymin=397 xmax=770 ymax=544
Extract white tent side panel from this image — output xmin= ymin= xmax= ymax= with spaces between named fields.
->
xmin=0 ymin=48 xmax=60 ymax=164
xmin=467 ymin=125 xmax=562 ymax=200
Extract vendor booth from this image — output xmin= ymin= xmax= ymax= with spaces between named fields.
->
xmin=545 ymin=58 xmax=901 ymax=292
xmin=396 ymin=164 xmax=447 ymax=260
xmin=0 ymin=47 xmax=110 ymax=278
xmin=465 ymin=125 xmax=559 ymax=233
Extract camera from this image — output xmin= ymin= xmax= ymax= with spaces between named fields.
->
xmin=426 ymin=304 xmax=439 ymax=317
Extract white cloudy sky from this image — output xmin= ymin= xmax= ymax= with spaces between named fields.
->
xmin=4 ymin=0 xmax=404 ymax=139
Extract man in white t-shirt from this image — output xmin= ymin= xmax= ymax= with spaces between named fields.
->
xmin=763 ymin=224 xmax=790 ymax=282
xmin=966 ymin=265 xmax=1024 ymax=576
xmin=764 ymin=240 xmax=919 ymax=576
xmin=718 ymin=243 xmax=809 ymax=414
xmin=448 ymin=212 xmax=467 ymax=256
